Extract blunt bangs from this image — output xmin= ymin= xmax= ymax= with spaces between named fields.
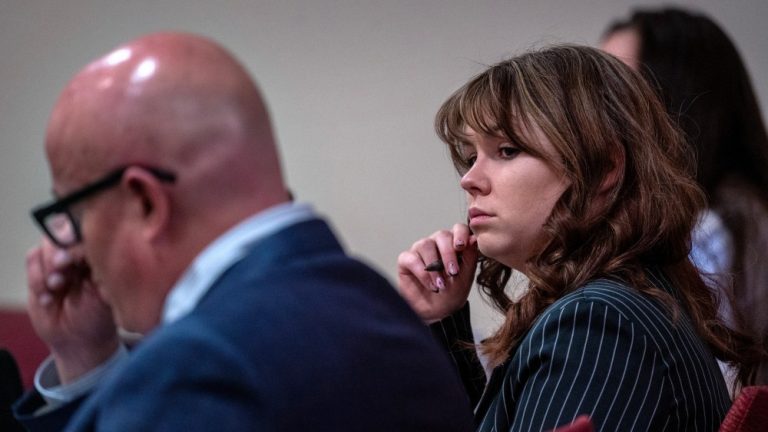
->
xmin=436 ymin=63 xmax=554 ymax=174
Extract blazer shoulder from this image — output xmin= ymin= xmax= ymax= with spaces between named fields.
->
xmin=532 ymin=276 xmax=686 ymax=353
xmin=552 ymin=278 xmax=670 ymax=318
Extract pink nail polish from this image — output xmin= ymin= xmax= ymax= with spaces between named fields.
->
xmin=448 ymin=262 xmax=458 ymax=276
xmin=436 ymin=276 xmax=445 ymax=290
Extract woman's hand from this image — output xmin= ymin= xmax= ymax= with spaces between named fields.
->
xmin=397 ymin=223 xmax=479 ymax=323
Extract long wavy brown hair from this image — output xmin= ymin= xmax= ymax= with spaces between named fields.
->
xmin=435 ymin=45 xmax=761 ymax=387
xmin=605 ymin=8 xmax=768 ymax=384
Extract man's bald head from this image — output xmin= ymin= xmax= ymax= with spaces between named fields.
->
xmin=43 ymin=33 xmax=290 ymax=332
xmin=48 ymin=32 xmax=286 ymax=202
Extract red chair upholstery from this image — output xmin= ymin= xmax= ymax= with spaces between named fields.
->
xmin=720 ymin=386 xmax=768 ymax=432
xmin=0 ymin=308 xmax=49 ymax=389
xmin=549 ymin=416 xmax=594 ymax=432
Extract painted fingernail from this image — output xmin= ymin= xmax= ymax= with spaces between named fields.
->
xmin=429 ymin=280 xmax=440 ymax=293
xmin=52 ymin=249 xmax=73 ymax=268
xmin=435 ymin=276 xmax=445 ymax=291
xmin=46 ymin=272 xmax=64 ymax=289
xmin=448 ymin=262 xmax=458 ymax=276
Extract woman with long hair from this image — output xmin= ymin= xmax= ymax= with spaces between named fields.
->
xmin=397 ymin=45 xmax=760 ymax=431
xmin=602 ymin=7 xmax=768 ymax=385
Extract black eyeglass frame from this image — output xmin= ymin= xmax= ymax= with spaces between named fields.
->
xmin=31 ymin=165 xmax=177 ymax=248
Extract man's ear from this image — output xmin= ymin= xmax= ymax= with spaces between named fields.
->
xmin=121 ymin=166 xmax=171 ymax=242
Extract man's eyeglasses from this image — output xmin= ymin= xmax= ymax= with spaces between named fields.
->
xmin=31 ymin=165 xmax=176 ymax=248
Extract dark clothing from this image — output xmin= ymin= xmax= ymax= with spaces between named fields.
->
xmin=433 ymin=270 xmax=730 ymax=431
xmin=0 ymin=349 xmax=24 ymax=432
xmin=16 ymin=218 xmax=474 ymax=431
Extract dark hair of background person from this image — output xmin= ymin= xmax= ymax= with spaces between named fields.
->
xmin=604 ymin=8 xmax=768 ymax=202
xmin=435 ymin=45 xmax=762 ymax=387
xmin=604 ymin=7 xmax=768 ymax=384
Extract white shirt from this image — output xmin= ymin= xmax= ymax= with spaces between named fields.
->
xmin=36 ymin=202 xmax=317 ymax=406
xmin=690 ymin=209 xmax=734 ymax=281
xmin=690 ymin=209 xmax=737 ymax=394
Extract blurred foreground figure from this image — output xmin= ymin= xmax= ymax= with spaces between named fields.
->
xmin=14 ymin=32 xmax=473 ymax=432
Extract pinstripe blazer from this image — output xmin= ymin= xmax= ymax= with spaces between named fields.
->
xmin=432 ymin=269 xmax=731 ymax=432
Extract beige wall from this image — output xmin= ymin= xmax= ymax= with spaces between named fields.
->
xmin=1 ymin=0 xmax=766 ymax=336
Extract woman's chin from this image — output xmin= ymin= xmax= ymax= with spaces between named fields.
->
xmin=477 ymin=241 xmax=516 ymax=269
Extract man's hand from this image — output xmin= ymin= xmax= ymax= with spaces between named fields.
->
xmin=26 ymin=239 xmax=120 ymax=384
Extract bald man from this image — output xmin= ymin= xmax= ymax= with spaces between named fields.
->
xmin=14 ymin=33 xmax=474 ymax=431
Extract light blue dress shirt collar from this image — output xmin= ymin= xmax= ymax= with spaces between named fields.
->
xmin=35 ymin=202 xmax=317 ymax=406
xmin=162 ymin=201 xmax=317 ymax=324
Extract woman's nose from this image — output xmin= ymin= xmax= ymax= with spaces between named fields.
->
xmin=460 ymin=162 xmax=490 ymax=196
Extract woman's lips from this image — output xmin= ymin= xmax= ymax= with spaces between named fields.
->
xmin=468 ymin=208 xmax=493 ymax=226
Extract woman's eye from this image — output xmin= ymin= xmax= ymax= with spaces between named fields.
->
xmin=465 ymin=154 xmax=477 ymax=166
xmin=500 ymin=146 xmax=520 ymax=159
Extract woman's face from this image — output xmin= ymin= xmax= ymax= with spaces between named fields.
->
xmin=459 ymin=123 xmax=570 ymax=272
xmin=601 ymin=28 xmax=641 ymax=70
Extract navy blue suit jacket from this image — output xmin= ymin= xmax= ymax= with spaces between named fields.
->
xmin=16 ymin=218 xmax=474 ymax=431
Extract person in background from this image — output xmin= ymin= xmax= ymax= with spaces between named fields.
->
xmin=602 ymin=7 xmax=768 ymax=385
xmin=13 ymin=32 xmax=474 ymax=431
xmin=397 ymin=45 xmax=760 ymax=431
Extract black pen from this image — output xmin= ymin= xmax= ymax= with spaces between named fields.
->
xmin=424 ymin=260 xmax=446 ymax=272
xmin=424 ymin=255 xmax=463 ymax=272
